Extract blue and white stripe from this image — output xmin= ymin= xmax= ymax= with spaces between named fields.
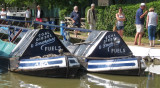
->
xmin=18 ymin=56 xmax=66 ymax=69
xmin=87 ymin=57 xmax=145 ymax=72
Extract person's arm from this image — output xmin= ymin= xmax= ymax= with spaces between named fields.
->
xmin=146 ymin=15 xmax=149 ymax=29
xmin=2 ymin=13 xmax=6 ymax=16
xmin=122 ymin=14 xmax=126 ymax=21
xmin=80 ymin=13 xmax=81 ymax=24
xmin=30 ymin=11 xmax=31 ymax=18
xmin=87 ymin=9 xmax=90 ymax=24
xmin=140 ymin=10 xmax=148 ymax=19
xmin=25 ymin=11 xmax=27 ymax=17
xmin=70 ymin=12 xmax=75 ymax=23
xmin=116 ymin=13 xmax=125 ymax=21
xmin=156 ymin=15 xmax=158 ymax=25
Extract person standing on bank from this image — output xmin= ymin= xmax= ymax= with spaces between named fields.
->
xmin=36 ymin=5 xmax=43 ymax=22
xmin=134 ymin=3 xmax=148 ymax=46
xmin=25 ymin=7 xmax=31 ymax=27
xmin=70 ymin=6 xmax=81 ymax=37
xmin=87 ymin=3 xmax=97 ymax=30
xmin=0 ymin=8 xmax=7 ymax=19
xmin=146 ymin=8 xmax=158 ymax=47
xmin=116 ymin=7 xmax=126 ymax=37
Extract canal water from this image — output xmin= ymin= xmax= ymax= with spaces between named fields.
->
xmin=0 ymin=63 xmax=159 ymax=88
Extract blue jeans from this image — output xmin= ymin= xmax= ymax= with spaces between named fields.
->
xmin=148 ymin=25 xmax=156 ymax=40
xmin=117 ymin=26 xmax=124 ymax=30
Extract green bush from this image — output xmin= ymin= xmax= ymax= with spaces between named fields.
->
xmin=59 ymin=9 xmax=67 ymax=21
xmin=85 ymin=1 xmax=160 ymax=38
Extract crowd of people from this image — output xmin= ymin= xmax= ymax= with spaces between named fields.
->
xmin=70 ymin=3 xmax=158 ymax=47
xmin=134 ymin=3 xmax=158 ymax=47
xmin=0 ymin=3 xmax=158 ymax=47
xmin=0 ymin=5 xmax=43 ymax=28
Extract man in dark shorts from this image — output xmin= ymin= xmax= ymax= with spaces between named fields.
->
xmin=70 ymin=6 xmax=81 ymax=37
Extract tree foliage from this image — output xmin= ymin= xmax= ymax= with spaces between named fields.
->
xmin=3 ymin=0 xmax=88 ymax=10
xmin=85 ymin=1 xmax=160 ymax=38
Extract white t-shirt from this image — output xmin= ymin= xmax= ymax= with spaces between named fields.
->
xmin=37 ymin=10 xmax=40 ymax=18
xmin=7 ymin=11 xmax=10 ymax=16
xmin=1 ymin=11 xmax=7 ymax=19
xmin=25 ymin=10 xmax=31 ymax=18
xmin=147 ymin=12 xmax=158 ymax=26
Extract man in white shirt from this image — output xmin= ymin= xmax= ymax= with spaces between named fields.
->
xmin=25 ymin=7 xmax=31 ymax=27
xmin=1 ymin=8 xmax=7 ymax=19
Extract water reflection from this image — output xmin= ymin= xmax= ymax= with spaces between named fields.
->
xmin=80 ymin=64 xmax=160 ymax=88
xmin=80 ymin=74 xmax=141 ymax=88
xmin=0 ymin=64 xmax=159 ymax=88
xmin=145 ymin=64 xmax=160 ymax=75
xmin=84 ymin=74 xmax=138 ymax=88
xmin=9 ymin=72 xmax=81 ymax=88
xmin=0 ymin=68 xmax=12 ymax=88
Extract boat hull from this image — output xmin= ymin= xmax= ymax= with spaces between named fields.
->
xmin=86 ymin=57 xmax=146 ymax=76
xmin=9 ymin=56 xmax=80 ymax=78
xmin=13 ymin=66 xmax=80 ymax=78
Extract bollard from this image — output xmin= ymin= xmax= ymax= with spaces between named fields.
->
xmin=60 ymin=21 xmax=65 ymax=36
xmin=49 ymin=21 xmax=55 ymax=30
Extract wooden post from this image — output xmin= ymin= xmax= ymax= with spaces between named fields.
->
xmin=11 ymin=29 xmax=22 ymax=42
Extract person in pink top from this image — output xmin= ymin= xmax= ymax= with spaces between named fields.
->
xmin=36 ymin=5 xmax=43 ymax=22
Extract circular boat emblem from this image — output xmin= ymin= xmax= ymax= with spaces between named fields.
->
xmin=113 ymin=37 xmax=120 ymax=45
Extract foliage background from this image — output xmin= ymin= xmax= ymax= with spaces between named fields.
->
xmin=85 ymin=1 xmax=160 ymax=38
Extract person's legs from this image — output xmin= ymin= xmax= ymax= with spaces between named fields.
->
xmin=134 ymin=33 xmax=140 ymax=45
xmin=116 ymin=26 xmax=121 ymax=37
xmin=117 ymin=30 xmax=121 ymax=36
xmin=119 ymin=26 xmax=124 ymax=38
xmin=149 ymin=40 xmax=152 ymax=46
xmin=75 ymin=30 xmax=78 ymax=37
xmin=134 ymin=25 xmax=140 ymax=45
xmin=25 ymin=18 xmax=27 ymax=27
xmin=73 ymin=24 xmax=80 ymax=38
xmin=36 ymin=18 xmax=39 ymax=21
xmin=88 ymin=24 xmax=93 ymax=35
xmin=117 ymin=30 xmax=123 ymax=37
xmin=27 ymin=22 xmax=30 ymax=28
xmin=36 ymin=18 xmax=43 ymax=29
xmin=89 ymin=24 xmax=93 ymax=29
xmin=120 ymin=29 xmax=123 ymax=38
xmin=152 ymin=26 xmax=156 ymax=46
xmin=138 ymin=25 xmax=144 ymax=46
xmin=92 ymin=21 xmax=96 ymax=30
xmin=39 ymin=18 xmax=43 ymax=22
xmin=138 ymin=32 xmax=143 ymax=45
xmin=26 ymin=18 xmax=30 ymax=28
xmin=148 ymin=25 xmax=152 ymax=46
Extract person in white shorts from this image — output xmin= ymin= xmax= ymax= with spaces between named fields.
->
xmin=134 ymin=3 xmax=148 ymax=46
xmin=25 ymin=7 xmax=31 ymax=27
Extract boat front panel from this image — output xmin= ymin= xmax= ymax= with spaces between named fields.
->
xmin=18 ymin=56 xmax=66 ymax=69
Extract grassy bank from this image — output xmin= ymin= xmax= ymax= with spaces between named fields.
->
xmin=54 ymin=31 xmax=160 ymax=48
